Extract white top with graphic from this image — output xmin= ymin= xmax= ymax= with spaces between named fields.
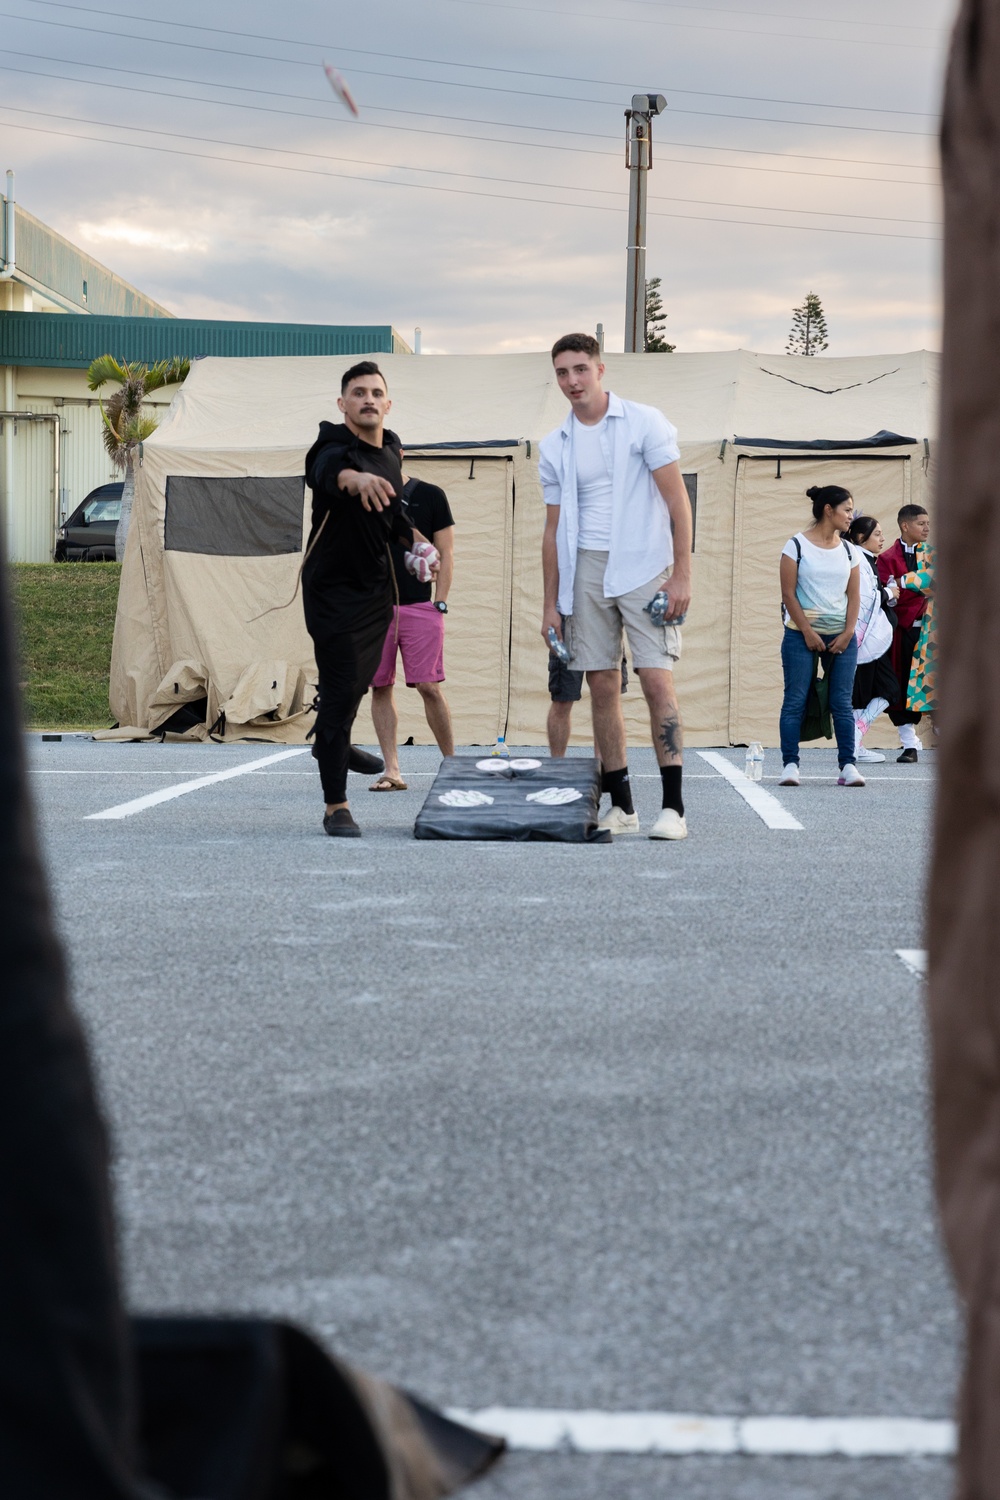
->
xmin=781 ymin=533 xmax=859 ymax=634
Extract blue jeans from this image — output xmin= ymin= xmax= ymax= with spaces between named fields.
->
xmin=779 ymin=628 xmax=858 ymax=768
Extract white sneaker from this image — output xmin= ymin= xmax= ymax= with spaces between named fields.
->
xmin=856 ymin=746 xmax=886 ymax=763
xmin=649 ymin=808 xmax=688 ymax=841
xmin=778 ymin=764 xmax=800 ymax=786
xmin=838 ymin=763 xmax=866 ymax=787
xmin=598 ymin=805 xmax=640 ymax=835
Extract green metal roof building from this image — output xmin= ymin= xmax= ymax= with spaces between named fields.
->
xmin=0 ymin=312 xmax=412 ymax=367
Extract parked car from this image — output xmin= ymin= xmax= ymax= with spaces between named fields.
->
xmin=54 ymin=483 xmax=123 ymax=561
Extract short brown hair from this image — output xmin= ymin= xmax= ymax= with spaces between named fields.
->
xmin=551 ymin=332 xmax=601 ymax=362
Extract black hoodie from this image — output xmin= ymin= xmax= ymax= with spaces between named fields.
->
xmin=302 ymin=420 xmax=414 ymax=637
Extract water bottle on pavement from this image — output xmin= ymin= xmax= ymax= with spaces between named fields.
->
xmin=745 ymin=742 xmax=764 ymax=782
xmin=491 ymin=735 xmax=510 ymax=759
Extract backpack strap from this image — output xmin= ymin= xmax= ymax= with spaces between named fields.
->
xmin=782 ymin=536 xmax=802 ymax=625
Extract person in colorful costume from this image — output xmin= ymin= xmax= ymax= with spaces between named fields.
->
xmin=877 ymin=504 xmax=930 ymax=761
xmin=900 ymin=547 xmax=936 ymax=714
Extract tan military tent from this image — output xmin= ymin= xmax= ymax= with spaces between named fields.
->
xmin=107 ymin=348 xmax=937 ymax=748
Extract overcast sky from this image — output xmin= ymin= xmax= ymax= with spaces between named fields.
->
xmin=1 ymin=0 xmax=954 ymax=355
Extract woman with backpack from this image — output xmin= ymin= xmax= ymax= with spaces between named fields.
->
xmin=846 ymin=515 xmax=901 ymax=764
xmin=778 ymin=484 xmax=863 ymax=787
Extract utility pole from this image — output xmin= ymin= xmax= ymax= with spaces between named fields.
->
xmin=623 ymin=93 xmax=667 ymax=353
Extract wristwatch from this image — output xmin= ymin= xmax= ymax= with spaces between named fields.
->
xmin=434 ymin=601 xmax=448 ymax=614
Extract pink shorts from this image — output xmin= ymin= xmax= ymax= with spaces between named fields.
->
xmin=371 ymin=602 xmax=446 ymax=688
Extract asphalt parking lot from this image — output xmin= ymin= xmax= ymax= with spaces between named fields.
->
xmin=28 ymin=737 xmax=956 ymax=1499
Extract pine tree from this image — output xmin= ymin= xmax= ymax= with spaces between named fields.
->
xmin=786 ymin=292 xmax=829 ymax=356
xmin=644 ymin=276 xmax=676 ymax=352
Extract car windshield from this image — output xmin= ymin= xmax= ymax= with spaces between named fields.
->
xmin=83 ymin=497 xmax=122 ymax=523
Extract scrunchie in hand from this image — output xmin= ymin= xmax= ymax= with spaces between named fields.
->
xmin=404 ymin=540 xmax=440 ymax=584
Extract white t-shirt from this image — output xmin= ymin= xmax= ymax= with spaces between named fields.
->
xmin=572 ymin=414 xmax=614 ymax=550
xmin=781 ymin=533 xmax=859 ymax=633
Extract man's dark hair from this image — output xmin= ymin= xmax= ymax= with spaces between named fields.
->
xmin=551 ymin=333 xmax=601 ymax=362
xmin=341 ymin=360 xmax=386 ymax=394
xmin=897 ymin=503 xmax=928 ymax=525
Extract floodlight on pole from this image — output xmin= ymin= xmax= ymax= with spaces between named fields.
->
xmin=624 ymin=93 xmax=666 ymax=353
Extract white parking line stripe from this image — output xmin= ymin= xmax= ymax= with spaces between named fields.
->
xmin=446 ymin=1408 xmax=955 ymax=1458
xmin=896 ymin=948 xmax=927 ymax=977
xmin=697 ymin=751 xmax=804 ymax=830
xmin=84 ymin=747 xmax=311 ymax=819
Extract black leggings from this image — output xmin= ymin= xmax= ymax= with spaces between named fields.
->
xmin=311 ymin=606 xmax=392 ymax=804
xmin=888 ymin=622 xmax=923 ymax=726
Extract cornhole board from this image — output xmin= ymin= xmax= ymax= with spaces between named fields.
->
xmin=414 ymin=756 xmax=610 ymax=842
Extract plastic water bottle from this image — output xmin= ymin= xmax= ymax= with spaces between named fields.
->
xmin=745 ymin=742 xmax=764 ymax=782
xmin=547 ymin=626 xmax=572 ymax=665
xmin=491 ymin=735 xmax=510 ymax=759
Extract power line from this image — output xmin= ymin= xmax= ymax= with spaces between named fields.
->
xmin=18 ymin=0 xmax=939 ymax=115
xmin=0 ymin=99 xmax=940 ymax=224
xmin=0 ymin=112 xmax=942 ymax=242
xmin=0 ymin=47 xmax=939 ymax=179
xmin=440 ymin=0 xmax=940 ymax=34
xmin=437 ymin=0 xmax=938 ymax=48
xmin=0 ymin=94 xmax=939 ymax=225
xmin=0 ymin=8 xmax=937 ymax=134
xmin=22 ymin=0 xmax=940 ymax=53
xmin=0 ymin=58 xmax=937 ymax=192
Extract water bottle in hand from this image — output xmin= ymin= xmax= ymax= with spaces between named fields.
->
xmin=547 ymin=626 xmax=572 ymax=665
xmin=644 ymin=590 xmax=687 ymax=628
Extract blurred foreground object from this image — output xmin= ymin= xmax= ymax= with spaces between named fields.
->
xmin=0 ymin=567 xmax=502 ymax=1494
xmin=0 ymin=522 xmax=141 ymax=1493
xmin=930 ymin=1 xmax=1000 ymax=1494
xmin=133 ymin=1318 xmax=503 ymax=1498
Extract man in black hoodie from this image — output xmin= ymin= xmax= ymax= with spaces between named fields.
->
xmin=303 ymin=362 xmax=433 ymax=837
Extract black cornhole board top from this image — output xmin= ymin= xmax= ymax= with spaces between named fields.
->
xmin=413 ymin=755 xmax=610 ymax=842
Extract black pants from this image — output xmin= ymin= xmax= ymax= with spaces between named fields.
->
xmin=888 ymin=621 xmax=923 ymax=726
xmin=311 ymin=605 xmax=392 ymax=804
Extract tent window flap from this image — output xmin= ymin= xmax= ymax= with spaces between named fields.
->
xmin=164 ymin=476 xmax=305 ymax=556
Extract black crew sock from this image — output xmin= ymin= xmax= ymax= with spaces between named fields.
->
xmin=660 ymin=765 xmax=684 ymax=815
xmin=601 ymin=766 xmax=634 ymax=815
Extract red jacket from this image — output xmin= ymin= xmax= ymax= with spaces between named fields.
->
xmin=877 ymin=538 xmax=926 ymax=630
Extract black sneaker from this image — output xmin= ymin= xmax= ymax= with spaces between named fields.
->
xmin=896 ymin=747 xmax=918 ymax=764
xmin=323 ymin=808 xmax=362 ymax=837
xmin=348 ymin=745 xmax=385 ymax=775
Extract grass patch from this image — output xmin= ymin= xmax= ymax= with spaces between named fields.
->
xmin=9 ymin=563 xmax=120 ymax=729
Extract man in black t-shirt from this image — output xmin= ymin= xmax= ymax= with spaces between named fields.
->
xmin=302 ymin=363 xmax=437 ymax=836
xmin=369 ymin=467 xmax=455 ymax=789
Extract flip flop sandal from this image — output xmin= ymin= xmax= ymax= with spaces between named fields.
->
xmin=370 ymin=775 xmax=408 ymax=792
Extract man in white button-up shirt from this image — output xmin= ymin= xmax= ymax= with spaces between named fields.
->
xmin=539 ymin=333 xmax=693 ymax=840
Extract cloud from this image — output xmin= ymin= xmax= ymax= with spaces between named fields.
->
xmin=2 ymin=0 xmax=951 ymax=353
xmin=77 ymin=220 xmax=209 ymax=254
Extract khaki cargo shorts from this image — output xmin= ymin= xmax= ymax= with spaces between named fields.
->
xmin=564 ymin=548 xmax=682 ymax=672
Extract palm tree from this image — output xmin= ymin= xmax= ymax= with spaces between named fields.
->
xmin=86 ymin=355 xmax=190 ymax=561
